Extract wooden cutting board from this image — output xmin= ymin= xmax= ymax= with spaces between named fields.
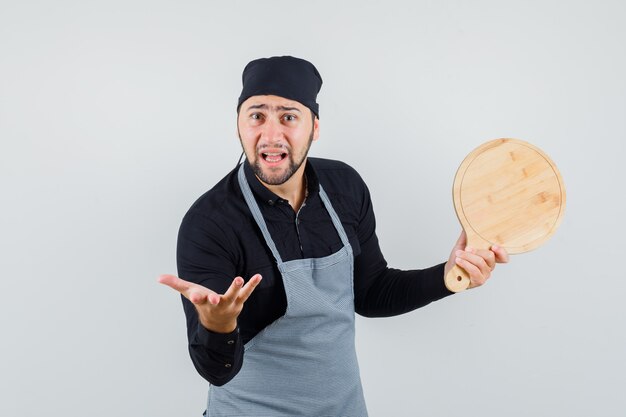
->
xmin=445 ymin=138 xmax=566 ymax=292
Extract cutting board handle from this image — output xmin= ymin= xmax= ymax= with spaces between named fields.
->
xmin=445 ymin=265 xmax=471 ymax=292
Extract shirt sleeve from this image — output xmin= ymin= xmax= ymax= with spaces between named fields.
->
xmin=176 ymin=210 xmax=244 ymax=386
xmin=352 ymin=180 xmax=454 ymax=317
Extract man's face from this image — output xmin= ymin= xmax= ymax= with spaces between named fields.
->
xmin=237 ymin=95 xmax=319 ymax=186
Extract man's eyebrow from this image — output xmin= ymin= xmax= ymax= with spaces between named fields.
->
xmin=245 ymin=104 xmax=301 ymax=113
xmin=277 ymin=106 xmax=301 ymax=112
xmin=246 ymin=104 xmax=268 ymax=111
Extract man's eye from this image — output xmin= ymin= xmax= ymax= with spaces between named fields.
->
xmin=283 ymin=115 xmax=296 ymax=122
xmin=250 ymin=113 xmax=260 ymax=120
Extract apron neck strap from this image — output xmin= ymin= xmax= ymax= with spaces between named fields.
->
xmin=237 ymin=163 xmax=351 ymax=265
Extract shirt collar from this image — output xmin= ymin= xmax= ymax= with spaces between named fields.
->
xmin=243 ymin=158 xmax=320 ymax=207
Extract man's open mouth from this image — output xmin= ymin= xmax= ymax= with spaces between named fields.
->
xmin=261 ymin=152 xmax=288 ymax=163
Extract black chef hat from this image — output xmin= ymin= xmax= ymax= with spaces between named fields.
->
xmin=237 ymin=56 xmax=323 ymax=118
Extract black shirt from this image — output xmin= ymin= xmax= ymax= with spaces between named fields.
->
xmin=176 ymin=157 xmax=453 ymax=386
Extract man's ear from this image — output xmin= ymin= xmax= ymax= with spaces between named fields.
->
xmin=312 ymin=116 xmax=320 ymax=142
xmin=235 ymin=111 xmax=241 ymax=140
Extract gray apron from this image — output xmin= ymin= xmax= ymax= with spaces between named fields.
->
xmin=205 ymin=164 xmax=368 ymax=416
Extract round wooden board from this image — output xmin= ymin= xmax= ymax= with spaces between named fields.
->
xmin=445 ymin=138 xmax=566 ymax=292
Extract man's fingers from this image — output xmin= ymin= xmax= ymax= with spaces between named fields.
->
xmin=158 ymin=274 xmax=190 ymax=293
xmin=491 ymin=245 xmax=510 ymax=263
xmin=189 ymin=290 xmax=208 ymax=304
xmin=158 ymin=274 xmax=218 ymax=305
xmin=456 ymin=249 xmax=491 ymax=276
xmin=236 ymin=274 xmax=263 ymax=303
xmin=207 ymin=293 xmax=221 ymax=305
xmin=221 ymin=276 xmax=245 ymax=303
xmin=467 ymin=247 xmax=496 ymax=270
xmin=222 ymin=274 xmax=263 ymax=304
xmin=159 ymin=273 xmax=263 ymax=308
xmin=450 ymin=243 xmax=509 ymax=290
xmin=455 ymin=256 xmax=486 ymax=287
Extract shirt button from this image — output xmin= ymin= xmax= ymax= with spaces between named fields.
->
xmin=227 ymin=340 xmax=234 ymax=345
xmin=267 ymin=200 xmax=274 ymax=206
xmin=224 ymin=363 xmax=232 ymax=368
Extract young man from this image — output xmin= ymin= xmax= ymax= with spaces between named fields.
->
xmin=159 ymin=56 xmax=509 ymax=416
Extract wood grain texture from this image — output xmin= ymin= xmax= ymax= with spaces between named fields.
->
xmin=445 ymin=138 xmax=566 ymax=292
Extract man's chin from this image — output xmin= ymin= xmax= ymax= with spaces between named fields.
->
xmin=253 ymin=164 xmax=294 ymax=186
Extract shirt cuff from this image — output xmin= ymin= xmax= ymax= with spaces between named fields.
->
xmin=196 ymin=324 xmax=240 ymax=352
xmin=425 ymin=262 xmax=455 ymax=298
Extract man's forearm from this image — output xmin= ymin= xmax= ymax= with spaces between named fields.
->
xmin=355 ymin=262 xmax=451 ymax=317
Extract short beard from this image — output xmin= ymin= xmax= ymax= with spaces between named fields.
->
xmin=239 ymin=126 xmax=315 ymax=186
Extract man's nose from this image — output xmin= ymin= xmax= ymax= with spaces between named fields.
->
xmin=260 ymin=118 xmax=284 ymax=143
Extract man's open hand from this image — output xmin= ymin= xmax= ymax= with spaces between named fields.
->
xmin=158 ymin=274 xmax=262 ymax=333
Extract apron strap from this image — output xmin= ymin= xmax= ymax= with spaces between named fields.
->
xmin=238 ymin=164 xmax=284 ymax=264
xmin=318 ymin=186 xmax=351 ymax=248
xmin=237 ymin=163 xmax=352 ymax=265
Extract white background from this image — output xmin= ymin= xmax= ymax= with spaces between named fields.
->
xmin=1 ymin=1 xmax=625 ymax=416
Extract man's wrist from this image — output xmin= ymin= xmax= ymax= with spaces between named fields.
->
xmin=199 ymin=317 xmax=238 ymax=334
